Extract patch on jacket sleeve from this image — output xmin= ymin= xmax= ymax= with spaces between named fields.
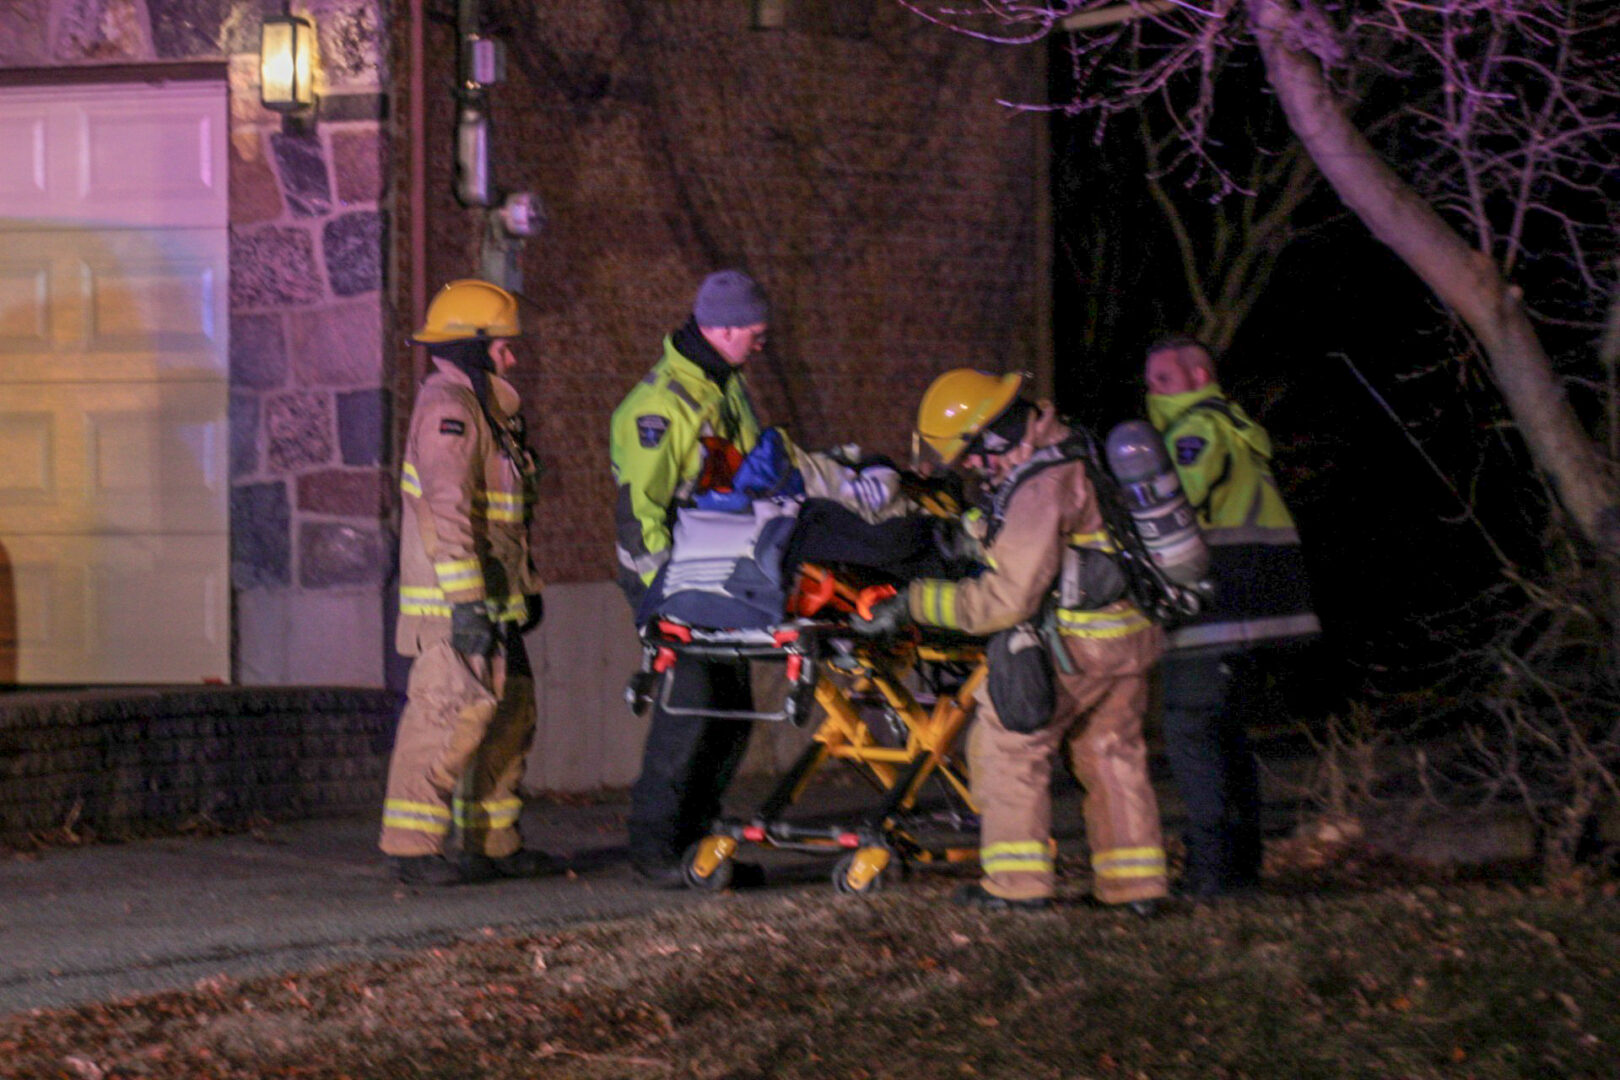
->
xmin=439 ymin=417 xmax=467 ymax=437
xmin=1175 ymin=435 xmax=1206 ymax=466
xmin=636 ymin=414 xmax=669 ymax=449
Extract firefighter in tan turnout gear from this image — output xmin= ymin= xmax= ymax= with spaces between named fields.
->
xmin=381 ymin=279 xmax=557 ymax=886
xmin=854 ymin=369 xmax=1168 ymax=914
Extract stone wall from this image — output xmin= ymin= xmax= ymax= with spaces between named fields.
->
xmin=1 ymin=0 xmax=396 ymax=688
xmin=0 ymin=686 xmax=402 ymax=839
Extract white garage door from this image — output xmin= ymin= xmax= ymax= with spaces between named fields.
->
xmin=0 ymin=81 xmax=229 ymax=684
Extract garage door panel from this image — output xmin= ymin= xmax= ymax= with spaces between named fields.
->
xmin=0 ymin=410 xmax=55 ymax=499
xmin=0 ymin=383 xmax=224 ymax=533
xmin=0 ymin=110 xmax=48 ymax=215
xmin=0 ymin=230 xmax=226 ymax=382
xmin=0 ymin=80 xmax=228 ymax=685
xmin=0 ymin=84 xmax=226 ymax=229
xmin=87 ymin=384 xmax=227 ymax=530
xmin=0 ymin=534 xmax=226 ymax=683
xmin=0 ymin=260 xmax=50 ymax=354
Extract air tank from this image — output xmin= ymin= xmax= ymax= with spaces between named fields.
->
xmin=1104 ymin=420 xmax=1210 ymax=587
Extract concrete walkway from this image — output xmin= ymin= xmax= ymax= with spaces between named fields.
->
xmin=0 ymin=754 xmax=1320 ymax=1018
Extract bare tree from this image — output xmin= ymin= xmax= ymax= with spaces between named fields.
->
xmin=898 ymin=0 xmax=1620 ymax=557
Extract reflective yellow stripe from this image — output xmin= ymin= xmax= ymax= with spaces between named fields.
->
xmin=383 ymin=798 xmax=451 ymax=835
xmin=919 ymin=580 xmax=959 ymax=629
xmin=1054 ymin=606 xmax=1154 ymax=639
xmin=400 ymin=585 xmax=526 ymax=621
xmin=1067 ymin=529 xmax=1117 ymax=552
xmin=479 ymin=491 xmax=525 ymax=523
xmin=981 ymin=840 xmax=1053 ymax=875
xmin=400 ymin=462 xmax=423 ymax=498
xmin=435 ymin=558 xmax=483 ymax=591
xmin=454 ymin=797 xmax=522 ymax=829
xmin=1092 ymin=846 xmax=1167 ymax=879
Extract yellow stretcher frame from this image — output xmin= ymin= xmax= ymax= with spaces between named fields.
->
xmin=632 ymin=615 xmax=986 ymax=895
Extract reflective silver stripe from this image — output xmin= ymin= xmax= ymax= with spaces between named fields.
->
xmin=1092 ymin=846 xmax=1167 ymax=880
xmin=1054 ymin=606 xmax=1153 ymax=638
xmin=617 ymin=543 xmax=668 ymax=579
xmin=1205 ymin=525 xmax=1301 ymax=546
xmin=1169 ymin=612 xmax=1322 ymax=650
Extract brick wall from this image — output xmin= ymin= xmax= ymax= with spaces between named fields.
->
xmin=403 ymin=1 xmax=1042 ymax=584
xmin=0 ymin=687 xmax=401 ymax=840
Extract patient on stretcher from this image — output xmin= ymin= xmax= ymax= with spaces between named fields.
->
xmin=637 ymin=428 xmax=975 ymax=631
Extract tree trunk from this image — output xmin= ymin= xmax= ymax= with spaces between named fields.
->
xmin=1245 ymin=0 xmax=1620 ymax=558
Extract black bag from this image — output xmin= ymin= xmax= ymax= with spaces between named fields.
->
xmin=987 ymin=624 xmax=1056 ymax=734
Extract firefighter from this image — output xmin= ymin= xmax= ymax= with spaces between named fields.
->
xmin=1144 ymin=336 xmax=1320 ymax=898
xmin=855 ymin=369 xmax=1168 ymax=914
xmin=380 ymin=279 xmax=556 ymax=887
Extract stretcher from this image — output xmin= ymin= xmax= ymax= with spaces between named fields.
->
xmin=626 ymin=563 xmax=986 ymax=894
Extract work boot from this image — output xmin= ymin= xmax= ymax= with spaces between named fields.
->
xmin=389 ymin=855 xmax=465 ymax=887
xmin=952 ymin=883 xmax=1050 ymax=912
xmin=459 ymin=849 xmax=562 ymax=882
xmin=631 ymin=858 xmax=689 ymax=890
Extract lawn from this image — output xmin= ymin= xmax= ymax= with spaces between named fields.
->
xmin=2 ymin=838 xmax=1616 ymax=1080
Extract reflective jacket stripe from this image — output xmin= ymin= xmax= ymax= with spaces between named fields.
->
xmin=400 ymin=462 xmax=423 ymax=498
xmin=400 ymin=586 xmax=527 ymax=622
xmin=434 ymin=557 xmax=483 ymax=592
xmin=1055 ymin=606 xmax=1155 ymax=638
xmin=382 ymin=798 xmax=452 ymax=836
xmin=1091 ymin=845 xmax=1167 ymax=880
xmin=916 ymin=579 xmax=959 ymax=629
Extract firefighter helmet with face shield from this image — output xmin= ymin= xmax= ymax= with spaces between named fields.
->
xmin=413 ymin=279 xmax=520 ymax=343
xmin=913 ymin=368 xmax=1024 ymax=468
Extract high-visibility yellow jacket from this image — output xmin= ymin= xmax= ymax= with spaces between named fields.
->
xmin=1148 ymin=382 xmax=1319 ymax=652
xmin=396 ymin=357 xmax=541 ymax=657
xmin=906 ymin=407 xmax=1163 ymax=672
xmin=610 ymin=335 xmax=764 ymax=605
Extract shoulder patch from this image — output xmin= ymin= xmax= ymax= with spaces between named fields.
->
xmin=1175 ymin=435 xmax=1207 ymax=466
xmin=636 ymin=414 xmax=669 ymax=449
xmin=439 ymin=417 xmax=467 ymax=437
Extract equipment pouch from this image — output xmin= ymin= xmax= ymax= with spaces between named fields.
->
xmin=988 ymin=624 xmax=1056 ymax=734
xmin=1059 ymin=545 xmax=1128 ymax=611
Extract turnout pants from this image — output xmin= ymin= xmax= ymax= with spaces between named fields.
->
xmin=627 ymin=656 xmax=754 ymax=870
xmin=380 ymin=630 xmax=536 ymax=859
xmin=971 ymin=666 xmax=1167 ymax=905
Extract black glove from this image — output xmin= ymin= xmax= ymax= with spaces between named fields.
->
xmin=850 ymin=593 xmax=911 ymax=638
xmin=450 ymin=601 xmax=498 ymax=658
xmin=518 ymin=592 xmax=545 ymax=634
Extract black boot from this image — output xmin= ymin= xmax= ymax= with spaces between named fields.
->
xmin=390 ymin=855 xmax=465 ymax=887
xmin=460 ymin=849 xmax=562 ymax=881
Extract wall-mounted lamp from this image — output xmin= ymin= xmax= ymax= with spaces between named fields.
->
xmin=259 ymin=9 xmax=317 ymax=115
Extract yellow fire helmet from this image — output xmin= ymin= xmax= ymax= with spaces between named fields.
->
xmin=412 ymin=279 xmax=520 ymax=343
xmin=914 ymin=368 xmax=1024 ymax=467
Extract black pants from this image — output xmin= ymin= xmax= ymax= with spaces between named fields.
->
xmin=1159 ymin=650 xmax=1263 ymax=895
xmin=627 ymin=656 xmax=754 ymax=869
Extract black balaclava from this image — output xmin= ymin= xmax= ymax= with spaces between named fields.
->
xmin=970 ymin=398 xmax=1035 ymax=459
xmin=671 ymin=315 xmax=734 ymax=387
xmin=431 ymin=338 xmax=498 ymax=420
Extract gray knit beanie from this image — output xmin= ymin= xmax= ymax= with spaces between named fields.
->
xmin=692 ymin=269 xmax=769 ymax=328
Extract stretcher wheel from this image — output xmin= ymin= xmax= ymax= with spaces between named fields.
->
xmin=832 ymin=847 xmax=891 ymax=895
xmin=682 ymin=835 xmax=737 ymax=892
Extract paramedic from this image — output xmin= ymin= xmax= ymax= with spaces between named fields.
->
xmin=609 ymin=269 xmax=774 ymax=888
xmin=1144 ymin=336 xmax=1320 ymax=898
xmin=855 ymin=369 xmax=1168 ymax=915
xmin=381 ymin=279 xmax=555 ymax=886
